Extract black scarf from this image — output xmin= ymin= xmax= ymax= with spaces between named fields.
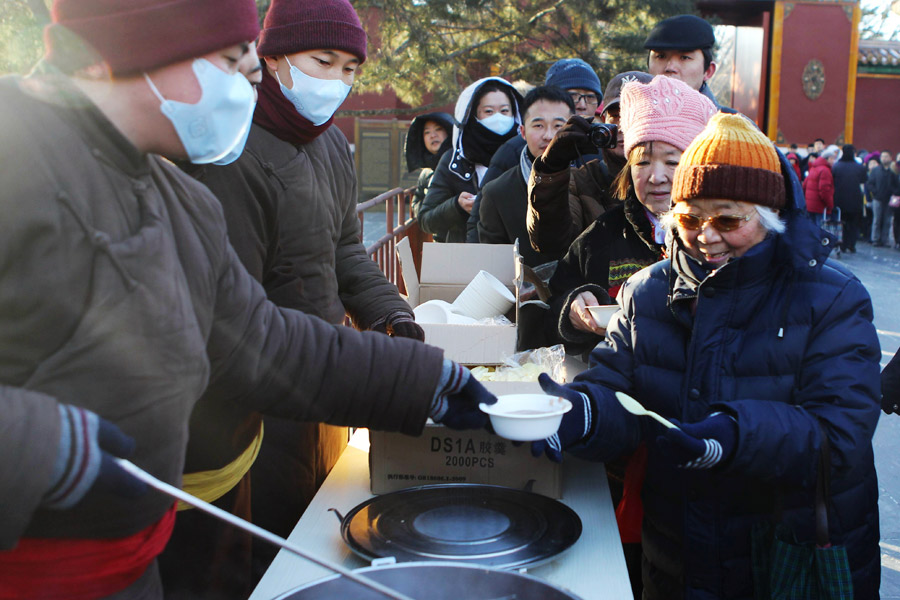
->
xmin=423 ymin=138 xmax=452 ymax=170
xmin=461 ymin=119 xmax=517 ymax=167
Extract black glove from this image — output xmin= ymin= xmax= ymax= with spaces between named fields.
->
xmin=539 ymin=115 xmax=597 ymax=172
xmin=530 ymin=374 xmax=594 ymax=462
xmin=371 ymin=312 xmax=426 ymax=342
xmin=388 ymin=314 xmax=425 ymax=341
xmin=43 ymin=404 xmax=147 ymax=509
xmin=655 ymin=413 xmax=738 ymax=469
xmin=430 ymin=359 xmax=497 ymax=429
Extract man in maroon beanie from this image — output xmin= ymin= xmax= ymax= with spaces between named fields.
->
xmin=158 ymin=1 xmax=431 ymax=593
xmin=0 ymin=1 xmax=496 ymax=598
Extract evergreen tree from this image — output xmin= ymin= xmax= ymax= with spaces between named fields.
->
xmin=352 ymin=0 xmax=695 ymax=108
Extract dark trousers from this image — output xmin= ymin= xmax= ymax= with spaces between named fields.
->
xmin=893 ymin=206 xmax=900 ymax=247
xmin=841 ymin=211 xmax=861 ymax=251
xmin=158 ymin=477 xmax=254 ymax=600
xmin=862 ymin=205 xmax=873 ymax=242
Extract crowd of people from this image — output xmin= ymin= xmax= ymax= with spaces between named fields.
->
xmin=786 ymin=142 xmax=900 ymax=252
xmin=0 ymin=1 xmax=893 ymax=599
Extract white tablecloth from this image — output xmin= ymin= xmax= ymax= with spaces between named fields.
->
xmin=249 ymin=430 xmax=633 ymax=600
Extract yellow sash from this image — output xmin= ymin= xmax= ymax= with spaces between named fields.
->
xmin=177 ymin=423 xmax=264 ymax=511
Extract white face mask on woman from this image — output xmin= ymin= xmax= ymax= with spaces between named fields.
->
xmin=144 ymin=59 xmax=255 ymax=165
xmin=477 ymin=113 xmax=515 ymax=136
xmin=275 ymin=56 xmax=351 ymax=126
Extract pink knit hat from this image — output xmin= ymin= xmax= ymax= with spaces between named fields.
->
xmin=620 ymin=75 xmax=717 ymax=157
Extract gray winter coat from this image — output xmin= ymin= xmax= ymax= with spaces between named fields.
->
xmin=0 ymin=73 xmax=442 ymax=594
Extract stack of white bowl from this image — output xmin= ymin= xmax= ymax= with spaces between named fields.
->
xmin=450 ymin=270 xmax=515 ymax=320
xmin=413 ymin=270 xmax=515 ymax=324
xmin=413 ymin=300 xmax=478 ymax=324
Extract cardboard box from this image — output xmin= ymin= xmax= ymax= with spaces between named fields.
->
xmin=397 ymin=239 xmax=518 ymax=365
xmin=369 ymin=423 xmax=562 ymax=498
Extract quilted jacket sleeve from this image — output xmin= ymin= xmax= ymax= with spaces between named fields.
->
xmin=721 ymin=273 xmax=881 ymax=486
xmin=332 ymin=155 xmax=413 ymax=330
xmin=527 ymin=158 xmax=578 ymax=257
xmin=204 ymin=229 xmax=443 ymax=435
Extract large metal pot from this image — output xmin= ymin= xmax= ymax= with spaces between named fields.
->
xmin=272 ymin=561 xmax=584 ymax=600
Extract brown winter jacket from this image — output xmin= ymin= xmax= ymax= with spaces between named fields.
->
xmin=234 ymin=124 xmax=414 ymax=327
xmin=0 ymin=73 xmax=442 ymax=589
xmin=526 ymin=156 xmax=619 ymax=259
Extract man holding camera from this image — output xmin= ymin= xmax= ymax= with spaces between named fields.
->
xmin=526 ymin=71 xmax=653 ymax=258
xmin=526 ymin=14 xmax=724 ymax=258
xmin=476 ymin=86 xmax=575 ymax=266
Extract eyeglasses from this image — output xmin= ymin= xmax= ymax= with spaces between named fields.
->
xmin=569 ymin=92 xmax=599 ymax=106
xmin=673 ymin=212 xmax=753 ymax=232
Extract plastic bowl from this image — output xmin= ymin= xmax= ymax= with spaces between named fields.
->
xmin=414 ymin=300 xmax=478 ymax=324
xmin=479 ymin=394 xmax=573 ymax=442
xmin=452 ymin=270 xmax=515 ymax=320
xmin=586 ymin=304 xmax=618 ymax=329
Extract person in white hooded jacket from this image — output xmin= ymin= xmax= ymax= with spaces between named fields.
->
xmin=419 ymin=77 xmax=523 ymax=242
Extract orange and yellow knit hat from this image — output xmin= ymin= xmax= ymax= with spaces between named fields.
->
xmin=672 ymin=112 xmax=785 ymax=209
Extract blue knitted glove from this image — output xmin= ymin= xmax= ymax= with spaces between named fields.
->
xmin=656 ymin=412 xmax=738 ymax=469
xmin=43 ymin=405 xmax=147 ymax=509
xmin=431 ymin=359 xmax=497 ymax=429
xmin=530 ymin=373 xmax=593 ymax=463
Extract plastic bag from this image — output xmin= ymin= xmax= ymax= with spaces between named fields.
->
xmin=470 ymin=345 xmax=566 ymax=382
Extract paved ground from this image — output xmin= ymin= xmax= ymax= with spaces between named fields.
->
xmin=830 ymin=239 xmax=900 ymax=597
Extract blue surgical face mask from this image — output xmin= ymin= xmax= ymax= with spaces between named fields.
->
xmin=477 ymin=113 xmax=515 ymax=136
xmin=144 ymin=59 xmax=254 ymax=164
xmin=275 ymin=56 xmax=352 ymax=126
xmin=212 ymin=105 xmax=255 ymax=165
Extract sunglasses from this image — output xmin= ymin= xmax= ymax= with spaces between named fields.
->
xmin=673 ymin=212 xmax=753 ymax=232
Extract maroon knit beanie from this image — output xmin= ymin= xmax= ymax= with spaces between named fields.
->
xmin=45 ymin=0 xmax=261 ymax=77
xmin=257 ymin=0 xmax=368 ymax=64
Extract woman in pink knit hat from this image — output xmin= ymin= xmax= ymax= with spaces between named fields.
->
xmin=540 ymin=74 xmax=716 ymax=597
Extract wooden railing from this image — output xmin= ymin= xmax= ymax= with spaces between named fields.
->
xmin=357 ymin=186 xmax=431 ymax=296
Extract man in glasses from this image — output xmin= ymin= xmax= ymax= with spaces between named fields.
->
xmin=544 ymin=58 xmax=604 ymax=119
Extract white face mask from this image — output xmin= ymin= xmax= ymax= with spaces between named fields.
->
xmin=212 ymin=107 xmax=255 ymax=165
xmin=276 ymin=56 xmax=352 ymax=126
xmin=477 ymin=113 xmax=515 ymax=136
xmin=145 ymin=59 xmax=254 ymax=164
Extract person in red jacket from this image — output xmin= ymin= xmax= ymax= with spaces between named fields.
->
xmin=803 ymin=144 xmax=838 ymax=226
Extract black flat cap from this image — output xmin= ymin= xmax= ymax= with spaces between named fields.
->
xmin=644 ymin=14 xmax=715 ymax=50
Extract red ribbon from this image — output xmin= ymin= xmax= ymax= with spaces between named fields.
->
xmin=0 ymin=504 xmax=177 ymax=599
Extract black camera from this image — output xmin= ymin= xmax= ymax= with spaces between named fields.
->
xmin=589 ymin=123 xmax=618 ymax=149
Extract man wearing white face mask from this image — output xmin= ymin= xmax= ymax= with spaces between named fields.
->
xmin=0 ymin=0 xmax=498 ymax=597
xmin=164 ymin=0 xmax=432 ymax=589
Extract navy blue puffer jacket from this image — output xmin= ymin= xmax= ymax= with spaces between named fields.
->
xmin=566 ymin=163 xmax=882 ymax=598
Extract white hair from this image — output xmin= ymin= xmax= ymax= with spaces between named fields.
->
xmin=820 ymin=145 xmax=840 ymax=161
xmin=661 ymin=204 xmax=785 ymax=234
xmin=755 ymin=205 xmax=786 ymax=233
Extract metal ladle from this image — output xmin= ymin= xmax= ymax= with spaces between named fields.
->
xmin=115 ymin=459 xmax=417 ymax=600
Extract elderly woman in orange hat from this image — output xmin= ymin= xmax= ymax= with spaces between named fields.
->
xmin=532 ymin=112 xmax=881 ymax=598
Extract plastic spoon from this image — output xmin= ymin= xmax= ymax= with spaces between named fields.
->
xmin=115 ymin=459 xmax=417 ymax=600
xmin=614 ymin=392 xmax=680 ymax=430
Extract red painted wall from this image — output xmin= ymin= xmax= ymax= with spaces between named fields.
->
xmin=853 ymin=76 xmax=900 ymax=153
xmin=775 ymin=2 xmax=854 ymax=146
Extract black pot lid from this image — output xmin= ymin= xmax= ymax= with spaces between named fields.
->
xmin=339 ymin=484 xmax=582 ymax=569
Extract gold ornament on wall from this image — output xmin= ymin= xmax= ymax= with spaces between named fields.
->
xmin=802 ymin=59 xmax=825 ymax=100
